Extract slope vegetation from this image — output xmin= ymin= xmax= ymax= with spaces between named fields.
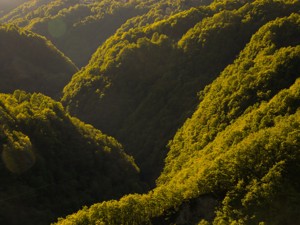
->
xmin=56 ymin=12 xmax=300 ymax=225
xmin=0 ymin=0 xmax=212 ymax=66
xmin=0 ymin=24 xmax=77 ymax=98
xmin=0 ymin=91 xmax=141 ymax=225
xmin=62 ymin=0 xmax=300 ymax=184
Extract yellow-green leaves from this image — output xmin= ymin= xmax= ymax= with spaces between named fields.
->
xmin=2 ymin=130 xmax=35 ymax=174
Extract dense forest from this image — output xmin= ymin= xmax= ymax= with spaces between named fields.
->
xmin=62 ymin=0 xmax=300 ymax=184
xmin=0 ymin=91 xmax=143 ymax=225
xmin=0 ymin=0 xmax=300 ymax=224
xmin=0 ymin=23 xmax=77 ymax=98
xmin=0 ymin=0 xmax=212 ymax=67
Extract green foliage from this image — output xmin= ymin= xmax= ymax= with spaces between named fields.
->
xmin=162 ymin=14 xmax=300 ymax=183
xmin=1 ymin=0 xmax=213 ymax=66
xmin=2 ymin=130 xmax=35 ymax=174
xmin=0 ymin=90 xmax=142 ymax=225
xmin=56 ymin=10 xmax=300 ymax=225
xmin=62 ymin=0 xmax=300 ymax=185
xmin=0 ymin=23 xmax=77 ymax=98
xmin=2 ymin=1 xmax=300 ymax=224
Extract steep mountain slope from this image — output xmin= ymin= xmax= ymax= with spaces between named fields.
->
xmin=56 ymin=12 xmax=300 ymax=225
xmin=62 ymin=0 xmax=300 ymax=184
xmin=0 ymin=24 xmax=77 ymax=99
xmin=0 ymin=91 xmax=141 ymax=225
xmin=0 ymin=0 xmax=212 ymax=67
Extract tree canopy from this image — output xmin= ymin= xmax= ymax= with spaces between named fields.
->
xmin=0 ymin=23 xmax=77 ymax=98
xmin=0 ymin=0 xmax=213 ymax=66
xmin=1 ymin=1 xmax=300 ymax=224
xmin=62 ymin=0 xmax=300 ymax=184
xmin=0 ymin=91 xmax=142 ymax=225
xmin=55 ymin=9 xmax=300 ymax=225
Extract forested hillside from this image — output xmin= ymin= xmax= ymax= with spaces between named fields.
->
xmin=62 ymin=0 xmax=300 ymax=184
xmin=0 ymin=91 xmax=141 ymax=225
xmin=0 ymin=0 xmax=212 ymax=66
xmin=56 ymin=12 xmax=300 ymax=225
xmin=1 ymin=0 xmax=300 ymax=224
xmin=0 ymin=24 xmax=77 ymax=98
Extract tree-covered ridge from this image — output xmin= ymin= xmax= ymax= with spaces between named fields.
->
xmin=160 ymin=12 xmax=300 ymax=183
xmin=0 ymin=0 xmax=213 ymax=66
xmin=62 ymin=0 xmax=300 ymax=184
xmin=55 ymin=13 xmax=300 ymax=225
xmin=0 ymin=91 xmax=141 ymax=225
xmin=0 ymin=23 xmax=77 ymax=99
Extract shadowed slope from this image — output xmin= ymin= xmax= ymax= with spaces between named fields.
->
xmin=56 ymin=13 xmax=300 ymax=225
xmin=0 ymin=24 xmax=77 ymax=99
xmin=62 ymin=0 xmax=300 ymax=184
xmin=0 ymin=91 xmax=141 ymax=225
